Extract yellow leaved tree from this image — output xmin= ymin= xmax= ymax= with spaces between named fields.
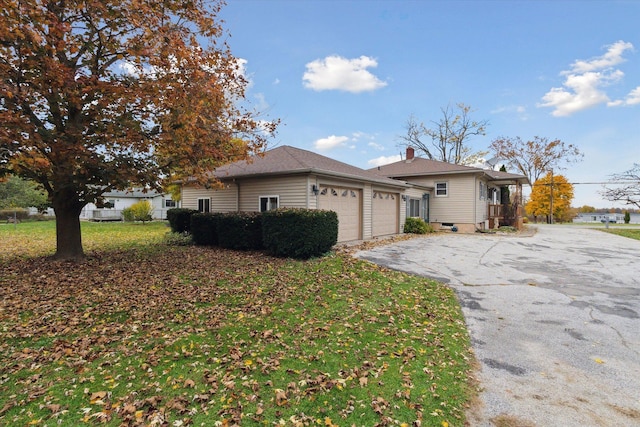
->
xmin=526 ymin=173 xmax=574 ymax=223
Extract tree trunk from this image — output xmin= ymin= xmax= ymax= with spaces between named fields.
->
xmin=52 ymin=192 xmax=86 ymax=260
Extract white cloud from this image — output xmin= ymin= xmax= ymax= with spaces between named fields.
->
xmin=569 ymin=40 xmax=633 ymax=73
xmin=538 ymin=41 xmax=637 ymax=116
xmin=540 ymin=70 xmax=622 ymax=116
xmin=252 ymin=93 xmax=269 ymax=111
xmin=314 ymin=135 xmax=350 ymax=151
xmin=303 ymin=55 xmax=387 ymax=93
xmin=367 ymin=141 xmax=385 ymax=151
xmin=351 ymin=131 xmax=366 ymax=140
xmin=367 ymin=154 xmax=401 ymax=167
xmin=624 ymin=86 xmax=640 ymax=105
xmin=491 ymin=104 xmax=529 ymax=120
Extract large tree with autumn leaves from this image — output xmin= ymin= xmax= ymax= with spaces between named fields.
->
xmin=526 ymin=172 xmax=574 ymax=223
xmin=0 ymin=0 xmax=277 ymax=260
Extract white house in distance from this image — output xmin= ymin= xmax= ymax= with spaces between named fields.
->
xmin=573 ymin=212 xmax=640 ymax=224
xmin=180 ymin=146 xmax=529 ymax=243
xmin=81 ymin=189 xmax=179 ymax=221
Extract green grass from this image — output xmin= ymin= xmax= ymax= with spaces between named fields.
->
xmin=0 ymin=222 xmax=474 ymax=426
xmin=0 ymin=220 xmax=169 ymax=258
xmin=600 ymin=228 xmax=640 ymax=241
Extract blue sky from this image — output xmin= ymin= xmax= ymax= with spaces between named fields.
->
xmin=220 ymin=0 xmax=640 ymax=208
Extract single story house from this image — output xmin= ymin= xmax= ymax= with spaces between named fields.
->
xmin=81 ymin=189 xmax=179 ymax=221
xmin=573 ymin=212 xmax=639 ymax=224
xmin=181 ymin=145 xmax=528 ymax=242
xmin=370 ymin=147 xmax=529 ymax=233
xmin=181 ymin=145 xmax=430 ymax=242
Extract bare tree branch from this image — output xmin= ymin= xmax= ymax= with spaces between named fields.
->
xmin=398 ymin=103 xmax=488 ymax=164
xmin=601 ymin=164 xmax=640 ymax=209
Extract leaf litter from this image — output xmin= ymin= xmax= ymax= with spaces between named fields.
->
xmin=1 ymin=243 xmax=472 ymax=426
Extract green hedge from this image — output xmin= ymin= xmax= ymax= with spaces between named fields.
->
xmin=217 ymin=212 xmax=263 ymax=251
xmin=403 ymin=217 xmax=433 ymax=234
xmin=167 ymin=208 xmax=197 ymax=233
xmin=262 ymin=208 xmax=338 ymax=259
xmin=190 ymin=212 xmax=223 ymax=246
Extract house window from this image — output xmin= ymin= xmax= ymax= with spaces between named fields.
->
xmin=165 ymin=199 xmax=177 ymax=208
xmin=408 ymin=198 xmax=421 ymax=217
xmin=197 ymin=198 xmax=210 ymax=213
xmin=435 ymin=182 xmax=448 ymax=197
xmin=259 ymin=195 xmax=279 ymax=212
xmin=96 ymin=199 xmax=115 ymax=209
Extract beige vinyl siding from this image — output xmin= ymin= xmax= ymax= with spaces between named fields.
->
xmin=181 ymin=183 xmax=238 ymax=212
xmin=362 ymin=184 xmax=372 ymax=240
xmin=405 ymin=175 xmax=477 ymax=224
xmin=237 ymin=175 xmax=309 ymax=211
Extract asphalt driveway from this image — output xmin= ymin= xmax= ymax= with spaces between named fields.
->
xmin=355 ymin=224 xmax=640 ymax=426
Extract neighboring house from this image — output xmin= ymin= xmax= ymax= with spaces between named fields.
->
xmin=573 ymin=212 xmax=639 ymax=224
xmin=371 ymin=148 xmax=529 ymax=233
xmin=181 ymin=145 xmax=426 ymax=242
xmin=181 ymin=145 xmax=528 ymax=243
xmin=81 ymin=189 xmax=179 ymax=221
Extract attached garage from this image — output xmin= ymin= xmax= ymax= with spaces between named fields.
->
xmin=181 ymin=146 xmax=413 ymax=243
xmin=372 ymin=190 xmax=399 ymax=237
xmin=318 ymin=186 xmax=362 ymax=242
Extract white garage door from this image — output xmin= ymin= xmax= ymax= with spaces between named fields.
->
xmin=318 ymin=186 xmax=361 ymax=242
xmin=372 ymin=191 xmax=399 ymax=237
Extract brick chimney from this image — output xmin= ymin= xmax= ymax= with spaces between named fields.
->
xmin=406 ymin=147 xmax=415 ymax=161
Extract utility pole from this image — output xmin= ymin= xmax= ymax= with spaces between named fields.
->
xmin=549 ymin=170 xmax=554 ymax=224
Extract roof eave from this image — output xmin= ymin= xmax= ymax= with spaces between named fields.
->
xmin=217 ymin=168 xmax=411 ymax=188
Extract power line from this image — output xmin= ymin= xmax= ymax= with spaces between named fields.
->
xmin=532 ymin=181 xmax=636 ymax=186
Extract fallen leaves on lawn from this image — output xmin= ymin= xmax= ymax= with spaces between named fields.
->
xmin=0 ymin=245 xmax=470 ymax=426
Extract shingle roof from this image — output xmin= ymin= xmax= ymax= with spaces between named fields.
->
xmin=214 ymin=145 xmax=409 ymax=187
xmin=483 ymin=169 xmax=530 ymax=185
xmin=369 ymin=157 xmax=529 ymax=185
xmin=370 ymin=157 xmax=482 ymax=177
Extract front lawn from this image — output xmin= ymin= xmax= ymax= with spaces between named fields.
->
xmin=0 ymin=221 xmax=473 ymax=426
xmin=600 ymin=228 xmax=640 ymax=241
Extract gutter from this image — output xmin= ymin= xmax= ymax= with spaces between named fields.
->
xmin=215 ymin=168 xmax=412 ymax=189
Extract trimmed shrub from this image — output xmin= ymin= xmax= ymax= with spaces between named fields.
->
xmin=217 ymin=212 xmax=263 ymax=251
xmin=190 ymin=212 xmax=223 ymax=246
xmin=403 ymin=217 xmax=433 ymax=234
xmin=167 ymin=208 xmax=197 ymax=233
xmin=262 ymin=208 xmax=338 ymax=259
